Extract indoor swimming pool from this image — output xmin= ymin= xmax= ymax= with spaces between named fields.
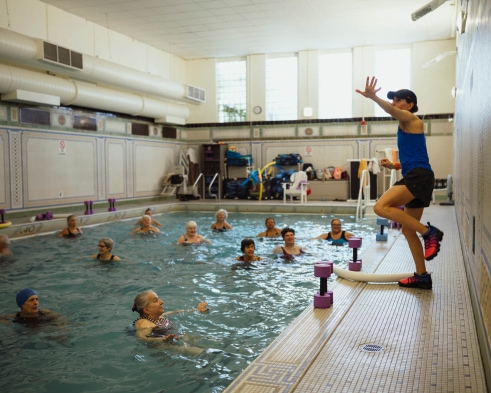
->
xmin=0 ymin=211 xmax=379 ymax=393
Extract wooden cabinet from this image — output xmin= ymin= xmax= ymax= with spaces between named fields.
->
xmin=308 ymin=180 xmax=349 ymax=201
xmin=200 ymin=143 xmax=228 ymax=199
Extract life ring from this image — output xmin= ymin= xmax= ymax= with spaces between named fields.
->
xmin=0 ymin=221 xmax=12 ymax=228
xmin=333 ymin=265 xmax=413 ymax=283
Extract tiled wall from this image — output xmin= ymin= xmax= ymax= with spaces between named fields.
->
xmin=454 ymin=0 xmax=491 ymax=382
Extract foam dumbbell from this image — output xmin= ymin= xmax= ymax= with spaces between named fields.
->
xmin=348 ymin=236 xmax=362 ymax=271
xmin=313 ymin=261 xmax=333 ymax=308
xmin=376 ymin=217 xmax=389 ymax=241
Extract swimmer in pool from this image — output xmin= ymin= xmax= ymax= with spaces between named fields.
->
xmin=272 ymin=227 xmax=306 ymax=258
xmin=256 ymin=217 xmax=282 ymax=238
xmin=135 ymin=208 xmax=162 ymax=227
xmin=311 ymin=218 xmax=354 ymax=246
xmin=177 ymin=221 xmax=210 ymax=245
xmin=91 ymin=238 xmax=121 ymax=261
xmin=0 ymin=288 xmax=60 ymax=326
xmin=0 ymin=234 xmax=12 ymax=258
xmin=232 ymin=238 xmax=263 ymax=270
xmin=58 ymin=215 xmax=83 ymax=238
xmin=131 ymin=290 xmax=208 ymax=343
xmin=131 ymin=215 xmax=160 ymax=235
xmin=210 ymin=209 xmax=232 ymax=231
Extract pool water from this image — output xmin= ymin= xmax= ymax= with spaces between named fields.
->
xmin=0 ymin=212 xmax=378 ymax=393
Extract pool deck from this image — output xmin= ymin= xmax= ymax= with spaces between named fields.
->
xmin=1 ymin=199 xmax=488 ymax=392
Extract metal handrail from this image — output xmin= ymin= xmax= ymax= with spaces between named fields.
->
xmin=355 ymin=169 xmax=371 ymax=222
xmin=208 ymin=173 xmax=219 ymax=201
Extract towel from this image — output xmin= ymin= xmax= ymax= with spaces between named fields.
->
xmin=368 ymin=158 xmax=381 ymax=174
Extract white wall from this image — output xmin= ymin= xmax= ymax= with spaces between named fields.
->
xmin=0 ymin=0 xmax=186 ymax=83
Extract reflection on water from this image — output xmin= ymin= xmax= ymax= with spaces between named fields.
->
xmin=0 ymin=212 xmax=377 ymax=393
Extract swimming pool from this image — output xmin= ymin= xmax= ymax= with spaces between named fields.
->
xmin=0 ymin=212 xmax=378 ymax=393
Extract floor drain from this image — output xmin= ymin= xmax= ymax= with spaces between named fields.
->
xmin=359 ymin=344 xmax=385 ymax=352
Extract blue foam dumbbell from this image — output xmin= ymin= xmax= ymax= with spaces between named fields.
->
xmin=376 ymin=217 xmax=389 ymax=241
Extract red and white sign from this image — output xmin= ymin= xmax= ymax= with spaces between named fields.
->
xmin=59 ymin=140 xmax=66 ymax=154
xmin=304 ymin=145 xmax=313 ymax=157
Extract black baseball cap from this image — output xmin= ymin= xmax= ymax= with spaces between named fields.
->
xmin=387 ymin=89 xmax=419 ymax=113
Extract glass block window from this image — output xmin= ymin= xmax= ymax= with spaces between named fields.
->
xmin=266 ymin=56 xmax=298 ymax=121
xmin=374 ymin=48 xmax=411 ymax=117
xmin=216 ymin=59 xmax=247 ymax=123
xmin=318 ymin=51 xmax=353 ymax=119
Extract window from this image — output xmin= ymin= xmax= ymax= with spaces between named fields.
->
xmin=318 ymin=51 xmax=353 ymax=119
xmin=374 ymin=48 xmax=411 ymax=117
xmin=266 ymin=56 xmax=298 ymax=121
xmin=216 ymin=59 xmax=246 ymax=123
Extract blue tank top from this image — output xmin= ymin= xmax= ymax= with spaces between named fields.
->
xmin=397 ymin=127 xmax=432 ymax=176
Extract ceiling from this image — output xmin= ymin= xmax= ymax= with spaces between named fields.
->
xmin=38 ymin=0 xmax=457 ymax=60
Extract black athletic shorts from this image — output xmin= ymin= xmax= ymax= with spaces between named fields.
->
xmin=394 ymin=167 xmax=434 ymax=208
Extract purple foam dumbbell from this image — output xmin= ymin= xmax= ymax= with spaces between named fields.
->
xmin=348 ymin=236 xmax=362 ymax=271
xmin=313 ymin=261 xmax=334 ymax=308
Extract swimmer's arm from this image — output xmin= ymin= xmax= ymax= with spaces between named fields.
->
xmin=152 ymin=219 xmax=162 ymax=227
xmin=310 ymin=233 xmax=328 ymax=240
xmin=112 ymin=255 xmax=121 ymax=261
xmin=224 ymin=222 xmax=233 ymax=229
xmin=163 ymin=302 xmax=209 ymax=316
xmin=135 ymin=219 xmax=143 ymax=226
xmin=57 ymin=229 xmax=68 ymax=237
xmin=130 ymin=227 xmax=140 ymax=235
xmin=151 ymin=226 xmax=160 ymax=233
xmin=345 ymin=231 xmax=354 ymax=240
xmin=256 ymin=231 xmax=266 ymax=237
xmin=0 ymin=313 xmax=16 ymax=324
xmin=198 ymin=235 xmax=211 ymax=244
xmin=272 ymin=246 xmax=282 ymax=254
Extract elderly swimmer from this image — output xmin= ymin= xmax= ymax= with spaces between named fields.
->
xmin=272 ymin=227 xmax=306 ymax=258
xmin=91 ymin=238 xmax=121 ymax=261
xmin=177 ymin=221 xmax=210 ymax=244
xmin=131 ymin=290 xmax=209 ymax=342
xmin=58 ymin=215 xmax=83 ymax=238
xmin=311 ymin=218 xmax=354 ymax=245
xmin=257 ymin=217 xmax=281 ymax=238
xmin=135 ymin=208 xmax=162 ymax=227
xmin=210 ymin=209 xmax=232 ymax=231
xmin=0 ymin=234 xmax=12 ymax=258
xmin=131 ymin=215 xmax=160 ymax=235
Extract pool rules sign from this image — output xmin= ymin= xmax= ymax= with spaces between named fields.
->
xmin=59 ymin=140 xmax=66 ymax=155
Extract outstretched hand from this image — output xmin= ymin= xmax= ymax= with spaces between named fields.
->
xmin=355 ymin=76 xmax=382 ymax=98
xmin=162 ymin=334 xmax=179 ymax=341
xmin=196 ymin=301 xmax=209 ymax=313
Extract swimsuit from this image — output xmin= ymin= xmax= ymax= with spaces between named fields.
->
xmin=137 ymin=227 xmax=157 ymax=235
xmin=63 ymin=228 xmax=82 ymax=238
xmin=96 ymin=254 xmax=116 ymax=261
xmin=265 ymin=230 xmax=281 ymax=237
xmin=13 ymin=310 xmax=57 ymax=326
xmin=281 ymin=246 xmax=304 ymax=260
xmin=133 ymin=315 xmax=174 ymax=337
xmin=326 ymin=231 xmax=348 ymax=246
xmin=237 ymin=255 xmax=261 ymax=262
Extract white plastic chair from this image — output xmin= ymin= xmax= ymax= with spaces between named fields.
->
xmin=282 ymin=171 xmax=309 ymax=203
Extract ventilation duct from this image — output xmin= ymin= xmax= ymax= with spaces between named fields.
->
xmin=0 ymin=64 xmax=189 ymax=121
xmin=0 ymin=28 xmax=202 ymax=108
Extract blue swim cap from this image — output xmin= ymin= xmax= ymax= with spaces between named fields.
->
xmin=16 ymin=288 xmax=37 ymax=307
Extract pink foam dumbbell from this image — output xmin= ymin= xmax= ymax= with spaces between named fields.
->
xmin=314 ymin=261 xmax=334 ymax=308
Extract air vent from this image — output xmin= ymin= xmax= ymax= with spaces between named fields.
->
xmin=39 ymin=40 xmax=84 ymax=70
xmin=186 ymin=84 xmax=206 ymax=103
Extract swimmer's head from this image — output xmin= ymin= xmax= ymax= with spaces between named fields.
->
xmin=16 ymin=288 xmax=37 ymax=308
xmin=215 ymin=209 xmax=228 ymax=220
xmin=66 ymin=215 xmax=77 ymax=224
xmin=142 ymin=215 xmax=151 ymax=224
xmin=0 ymin=234 xmax=10 ymax=247
xmin=265 ymin=217 xmax=275 ymax=227
xmin=144 ymin=208 xmax=153 ymax=215
xmin=99 ymin=238 xmax=115 ymax=251
xmin=281 ymin=227 xmax=295 ymax=239
xmin=240 ymin=238 xmax=255 ymax=252
xmin=186 ymin=220 xmax=197 ymax=229
xmin=132 ymin=290 xmax=155 ymax=314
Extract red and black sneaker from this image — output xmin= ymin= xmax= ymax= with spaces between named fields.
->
xmin=423 ymin=222 xmax=443 ymax=261
xmin=398 ymin=272 xmax=432 ymax=290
